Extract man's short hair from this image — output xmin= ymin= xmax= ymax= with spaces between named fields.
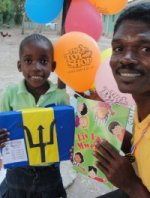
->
xmin=114 ymin=2 xmax=150 ymax=34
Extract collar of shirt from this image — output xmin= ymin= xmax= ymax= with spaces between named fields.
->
xmin=17 ymin=79 xmax=57 ymax=95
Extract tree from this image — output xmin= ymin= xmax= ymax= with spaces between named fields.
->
xmin=12 ymin=0 xmax=25 ymax=24
xmin=0 ymin=0 xmax=15 ymax=25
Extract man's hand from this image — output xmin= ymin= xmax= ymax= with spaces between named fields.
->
xmin=93 ymin=140 xmax=141 ymax=195
xmin=70 ymin=146 xmax=74 ymax=163
xmin=94 ymin=140 xmax=150 ymax=197
xmin=74 ymin=90 xmax=103 ymax=101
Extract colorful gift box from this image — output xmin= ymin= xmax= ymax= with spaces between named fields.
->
xmin=0 ymin=105 xmax=75 ymax=168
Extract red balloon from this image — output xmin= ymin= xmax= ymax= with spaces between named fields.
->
xmin=65 ymin=0 xmax=103 ymax=41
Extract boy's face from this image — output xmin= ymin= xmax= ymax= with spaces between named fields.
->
xmin=110 ymin=20 xmax=150 ymax=96
xmin=18 ymin=40 xmax=54 ymax=89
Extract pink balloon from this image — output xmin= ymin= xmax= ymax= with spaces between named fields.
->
xmin=95 ymin=57 xmax=135 ymax=106
xmin=65 ymin=0 xmax=103 ymax=41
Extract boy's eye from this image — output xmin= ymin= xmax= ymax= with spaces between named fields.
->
xmin=24 ymin=59 xmax=32 ymax=64
xmin=40 ymin=59 xmax=48 ymax=65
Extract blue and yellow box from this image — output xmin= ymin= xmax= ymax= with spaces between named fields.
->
xmin=0 ymin=105 xmax=75 ymax=168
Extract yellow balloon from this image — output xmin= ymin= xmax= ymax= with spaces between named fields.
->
xmin=101 ymin=48 xmax=112 ymax=61
xmin=88 ymin=48 xmax=111 ymax=91
xmin=89 ymin=0 xmax=128 ymax=15
xmin=54 ymin=32 xmax=101 ymax=92
xmin=89 ymin=48 xmax=112 ymax=91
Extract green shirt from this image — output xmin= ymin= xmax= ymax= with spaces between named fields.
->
xmin=0 ymin=80 xmax=69 ymax=167
xmin=0 ymin=80 xmax=69 ymax=112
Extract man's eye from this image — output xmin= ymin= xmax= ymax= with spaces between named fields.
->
xmin=112 ymin=47 xmax=123 ymax=52
xmin=141 ymin=47 xmax=150 ymax=53
xmin=40 ymin=59 xmax=48 ymax=65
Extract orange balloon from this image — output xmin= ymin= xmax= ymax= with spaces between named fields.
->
xmin=89 ymin=0 xmax=128 ymax=15
xmin=54 ymin=32 xmax=101 ymax=92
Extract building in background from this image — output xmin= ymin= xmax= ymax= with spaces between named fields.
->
xmin=103 ymin=0 xmax=149 ymax=37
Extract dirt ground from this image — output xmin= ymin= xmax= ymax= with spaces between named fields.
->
xmin=0 ymin=27 xmax=113 ymax=198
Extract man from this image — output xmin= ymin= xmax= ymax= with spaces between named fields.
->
xmin=94 ymin=2 xmax=150 ymax=197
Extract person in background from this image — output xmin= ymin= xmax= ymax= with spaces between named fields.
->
xmin=94 ymin=3 xmax=150 ymax=197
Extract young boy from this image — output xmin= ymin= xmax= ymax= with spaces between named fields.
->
xmin=94 ymin=2 xmax=150 ymax=198
xmin=0 ymin=34 xmax=69 ymax=197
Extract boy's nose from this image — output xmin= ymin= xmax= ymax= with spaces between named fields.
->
xmin=33 ymin=62 xmax=42 ymax=70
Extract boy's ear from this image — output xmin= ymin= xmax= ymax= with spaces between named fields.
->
xmin=52 ymin=61 xmax=56 ymax=72
xmin=17 ymin=61 xmax=22 ymax=72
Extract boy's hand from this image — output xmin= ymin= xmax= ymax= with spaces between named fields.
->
xmin=74 ymin=90 xmax=103 ymax=101
xmin=0 ymin=128 xmax=10 ymax=148
xmin=69 ymin=146 xmax=74 ymax=163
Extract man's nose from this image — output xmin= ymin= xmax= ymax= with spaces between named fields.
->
xmin=120 ymin=50 xmax=138 ymax=65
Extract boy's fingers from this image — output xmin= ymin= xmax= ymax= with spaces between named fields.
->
xmin=0 ymin=133 xmax=10 ymax=143
xmin=0 ymin=142 xmax=7 ymax=148
xmin=0 ymin=128 xmax=8 ymax=132
xmin=0 ymin=129 xmax=9 ymax=137
xmin=0 ymin=133 xmax=9 ymax=138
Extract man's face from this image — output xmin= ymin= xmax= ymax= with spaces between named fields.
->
xmin=110 ymin=20 xmax=150 ymax=97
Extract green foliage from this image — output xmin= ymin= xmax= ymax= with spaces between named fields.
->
xmin=0 ymin=1 xmax=7 ymax=13
xmin=0 ymin=0 xmax=14 ymax=13
xmin=0 ymin=4 xmax=4 ymax=13
xmin=0 ymin=0 xmax=15 ymax=25
xmin=0 ymin=0 xmax=25 ymax=25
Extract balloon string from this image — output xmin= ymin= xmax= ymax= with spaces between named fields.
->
xmin=74 ymin=92 xmax=84 ymax=98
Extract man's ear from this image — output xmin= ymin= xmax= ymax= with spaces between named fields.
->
xmin=17 ymin=61 xmax=22 ymax=72
xmin=52 ymin=61 xmax=56 ymax=72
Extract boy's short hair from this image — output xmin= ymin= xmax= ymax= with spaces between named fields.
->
xmin=19 ymin=33 xmax=53 ymax=58
xmin=114 ymin=2 xmax=150 ymax=34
